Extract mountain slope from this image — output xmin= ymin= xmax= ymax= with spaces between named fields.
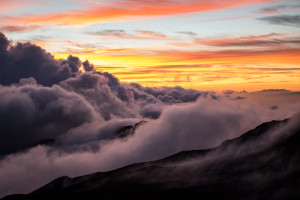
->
xmin=3 ymin=116 xmax=300 ymax=200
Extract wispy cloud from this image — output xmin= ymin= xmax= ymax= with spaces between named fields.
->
xmin=195 ymin=33 xmax=300 ymax=47
xmin=88 ymin=30 xmax=132 ymax=38
xmin=258 ymin=2 xmax=300 ymax=13
xmin=87 ymin=29 xmax=170 ymax=40
xmin=135 ymin=30 xmax=167 ymax=39
xmin=258 ymin=15 xmax=300 ymax=27
xmin=2 ymin=0 xmax=275 ymax=25
xmin=176 ymin=31 xmax=197 ymax=37
xmin=0 ymin=25 xmax=40 ymax=33
xmin=196 ymin=3 xmax=300 ymax=24
xmin=0 ymin=0 xmax=40 ymax=12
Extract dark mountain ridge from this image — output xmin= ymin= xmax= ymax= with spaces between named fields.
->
xmin=3 ymin=116 xmax=300 ymax=200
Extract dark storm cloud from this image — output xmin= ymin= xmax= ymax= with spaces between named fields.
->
xmin=82 ymin=60 xmax=95 ymax=72
xmin=0 ymin=32 xmax=9 ymax=53
xmin=60 ymin=73 xmax=137 ymax=120
xmin=0 ymin=33 xmax=79 ymax=86
xmin=96 ymin=71 xmax=121 ymax=91
xmin=62 ymin=55 xmax=81 ymax=73
xmin=258 ymin=15 xmax=300 ymax=27
xmin=0 ymin=81 xmax=99 ymax=155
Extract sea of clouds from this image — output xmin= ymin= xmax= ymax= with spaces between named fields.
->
xmin=0 ymin=32 xmax=299 ymax=198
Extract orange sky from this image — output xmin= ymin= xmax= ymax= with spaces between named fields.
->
xmin=54 ymin=35 xmax=300 ymax=91
xmin=2 ymin=0 xmax=300 ymax=91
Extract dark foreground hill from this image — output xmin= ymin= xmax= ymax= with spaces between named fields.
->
xmin=3 ymin=116 xmax=300 ymax=200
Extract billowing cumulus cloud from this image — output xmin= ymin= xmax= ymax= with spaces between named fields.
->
xmin=0 ymin=32 xmax=78 ymax=86
xmin=0 ymin=81 xmax=99 ymax=155
xmin=0 ymin=32 xmax=300 ymax=198
xmin=82 ymin=60 xmax=95 ymax=72
xmin=0 ymin=31 xmax=213 ymax=157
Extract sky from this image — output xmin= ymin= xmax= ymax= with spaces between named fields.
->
xmin=1 ymin=2 xmax=300 ymax=196
xmin=1 ymin=0 xmax=299 ymax=91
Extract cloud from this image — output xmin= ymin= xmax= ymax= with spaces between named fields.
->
xmin=259 ymin=3 xmax=300 ymax=14
xmin=0 ymin=31 xmax=208 ymax=155
xmin=0 ymin=25 xmax=40 ymax=33
xmin=0 ymin=0 xmax=39 ymax=13
xmin=1 ymin=0 xmax=274 ymax=25
xmin=221 ymin=89 xmax=300 ymax=112
xmin=0 ymin=33 xmax=79 ymax=86
xmin=0 ymin=32 xmax=300 ymax=198
xmin=135 ymin=30 xmax=167 ymax=39
xmin=82 ymin=60 xmax=95 ymax=72
xmin=231 ymin=96 xmax=247 ymax=100
xmin=196 ymin=34 xmax=300 ymax=47
xmin=88 ymin=30 xmax=131 ymax=38
xmin=62 ymin=55 xmax=81 ymax=73
xmin=0 ymin=81 xmax=100 ymax=156
xmin=60 ymin=73 xmax=138 ymax=120
xmin=259 ymin=5 xmax=289 ymax=13
xmin=128 ymin=84 xmax=205 ymax=104
xmin=270 ymin=105 xmax=278 ymax=110
xmin=0 ymin=32 xmax=9 ymax=53
xmin=177 ymin=31 xmax=197 ymax=37
xmin=252 ymin=89 xmax=292 ymax=93
xmin=88 ymin=29 xmax=170 ymax=40
xmin=0 ymin=97 xmax=298 ymax=198
xmin=140 ymin=47 xmax=300 ymax=66
xmin=258 ymin=15 xmax=300 ymax=27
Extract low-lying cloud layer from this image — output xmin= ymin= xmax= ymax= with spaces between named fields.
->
xmin=0 ymin=32 xmax=300 ymax=198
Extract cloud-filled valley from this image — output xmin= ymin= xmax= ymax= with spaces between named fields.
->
xmin=0 ymin=32 xmax=300 ymax=198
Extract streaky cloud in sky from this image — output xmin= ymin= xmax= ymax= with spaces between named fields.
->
xmin=1 ymin=0 xmax=276 ymax=25
xmin=258 ymin=14 xmax=300 ymax=27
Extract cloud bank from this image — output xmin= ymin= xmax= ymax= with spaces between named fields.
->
xmin=0 ymin=32 xmax=300 ymax=198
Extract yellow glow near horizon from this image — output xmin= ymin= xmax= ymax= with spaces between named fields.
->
xmin=53 ymin=49 xmax=300 ymax=92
